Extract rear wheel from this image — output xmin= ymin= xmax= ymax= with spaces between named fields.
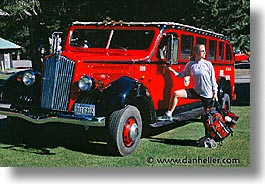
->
xmin=108 ymin=105 xmax=142 ymax=156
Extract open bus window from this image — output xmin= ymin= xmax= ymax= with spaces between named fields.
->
xmin=180 ymin=35 xmax=194 ymax=60
xmin=226 ymin=44 xmax=232 ymax=61
xmin=209 ymin=40 xmax=217 ymax=61
xmin=219 ymin=42 xmax=224 ymax=61
xmin=196 ymin=37 xmax=206 ymax=46
xmin=109 ymin=30 xmax=154 ymax=50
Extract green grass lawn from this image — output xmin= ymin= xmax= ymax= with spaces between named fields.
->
xmin=0 ymin=106 xmax=250 ymax=167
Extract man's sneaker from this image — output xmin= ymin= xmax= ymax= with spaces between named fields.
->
xmin=198 ymin=137 xmax=217 ymax=149
xmin=157 ymin=113 xmax=173 ymax=122
xmin=207 ymin=138 xmax=217 ymax=149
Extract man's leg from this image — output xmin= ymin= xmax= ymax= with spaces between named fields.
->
xmin=166 ymin=89 xmax=187 ymax=116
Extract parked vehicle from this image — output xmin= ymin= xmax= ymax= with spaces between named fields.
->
xmin=0 ymin=21 xmax=236 ymax=156
xmin=234 ymin=50 xmax=249 ymax=63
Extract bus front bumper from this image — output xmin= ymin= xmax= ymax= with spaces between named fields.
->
xmin=0 ymin=103 xmax=105 ymax=127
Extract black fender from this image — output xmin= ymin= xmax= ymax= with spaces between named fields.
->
xmin=102 ymin=76 xmax=155 ymax=121
xmin=1 ymin=70 xmax=42 ymax=108
xmin=88 ymin=76 xmax=156 ymax=123
xmin=217 ymin=76 xmax=232 ymax=104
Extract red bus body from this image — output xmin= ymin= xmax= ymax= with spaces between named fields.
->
xmin=62 ymin=22 xmax=236 ymax=111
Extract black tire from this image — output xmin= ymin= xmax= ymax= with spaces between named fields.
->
xmin=108 ymin=105 xmax=142 ymax=156
xmin=221 ymin=93 xmax=231 ymax=111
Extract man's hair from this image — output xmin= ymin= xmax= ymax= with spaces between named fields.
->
xmin=190 ymin=44 xmax=205 ymax=61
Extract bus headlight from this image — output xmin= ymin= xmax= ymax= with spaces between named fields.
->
xmin=22 ymin=71 xmax=36 ymax=86
xmin=78 ymin=76 xmax=93 ymax=91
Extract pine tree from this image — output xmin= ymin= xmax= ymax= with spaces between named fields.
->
xmin=1 ymin=0 xmax=250 ymax=62
xmin=191 ymin=0 xmax=250 ymax=51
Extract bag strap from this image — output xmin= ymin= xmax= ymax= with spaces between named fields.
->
xmin=208 ymin=99 xmax=221 ymax=109
xmin=214 ymin=100 xmax=221 ymax=109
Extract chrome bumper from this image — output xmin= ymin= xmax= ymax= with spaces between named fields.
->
xmin=0 ymin=103 xmax=105 ymax=127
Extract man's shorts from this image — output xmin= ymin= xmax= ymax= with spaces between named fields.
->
xmin=185 ymin=88 xmax=213 ymax=109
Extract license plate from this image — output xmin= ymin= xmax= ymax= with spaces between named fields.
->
xmin=74 ymin=103 xmax=95 ymax=116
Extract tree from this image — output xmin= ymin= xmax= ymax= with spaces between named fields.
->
xmin=190 ymin=0 xmax=250 ymax=51
xmin=0 ymin=0 xmax=250 ymax=68
xmin=0 ymin=0 xmax=44 ymax=70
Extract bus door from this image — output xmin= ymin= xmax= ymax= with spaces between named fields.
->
xmin=149 ymin=33 xmax=179 ymax=111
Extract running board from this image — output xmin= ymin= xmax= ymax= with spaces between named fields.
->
xmin=150 ymin=107 xmax=204 ymax=128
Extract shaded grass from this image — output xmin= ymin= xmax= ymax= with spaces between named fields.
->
xmin=0 ymin=73 xmax=10 ymax=89
xmin=0 ymin=106 xmax=250 ymax=167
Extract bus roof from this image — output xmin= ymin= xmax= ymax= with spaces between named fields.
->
xmin=72 ymin=21 xmax=228 ymax=40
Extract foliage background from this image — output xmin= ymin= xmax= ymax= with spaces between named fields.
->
xmin=0 ymin=0 xmax=250 ymax=68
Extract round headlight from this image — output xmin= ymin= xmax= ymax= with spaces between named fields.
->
xmin=78 ymin=76 xmax=93 ymax=91
xmin=22 ymin=71 xmax=35 ymax=86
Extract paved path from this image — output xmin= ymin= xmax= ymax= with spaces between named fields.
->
xmin=235 ymin=74 xmax=250 ymax=84
xmin=12 ymin=60 xmax=32 ymax=68
xmin=0 ymin=115 xmax=7 ymax=119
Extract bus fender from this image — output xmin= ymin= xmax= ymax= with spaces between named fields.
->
xmin=100 ymin=76 xmax=156 ymax=123
xmin=1 ymin=70 xmax=42 ymax=107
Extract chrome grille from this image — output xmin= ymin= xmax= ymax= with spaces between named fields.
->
xmin=41 ymin=56 xmax=75 ymax=111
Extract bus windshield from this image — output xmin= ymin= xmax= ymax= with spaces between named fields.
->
xmin=70 ymin=29 xmax=155 ymax=50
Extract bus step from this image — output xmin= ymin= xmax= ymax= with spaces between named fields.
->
xmin=150 ymin=108 xmax=204 ymax=128
xmin=149 ymin=120 xmax=176 ymax=127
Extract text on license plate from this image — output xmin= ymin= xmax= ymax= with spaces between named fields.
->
xmin=74 ymin=103 xmax=95 ymax=116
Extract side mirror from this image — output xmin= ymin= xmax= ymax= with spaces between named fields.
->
xmin=49 ymin=32 xmax=63 ymax=54
xmin=166 ymin=35 xmax=178 ymax=65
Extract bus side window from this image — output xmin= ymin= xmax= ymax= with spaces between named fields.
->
xmin=209 ymin=40 xmax=217 ymax=61
xmin=219 ymin=42 xmax=224 ymax=61
xmin=158 ymin=36 xmax=168 ymax=61
xmin=196 ymin=37 xmax=206 ymax=45
xmin=180 ymin=34 xmax=194 ymax=60
xmin=196 ymin=37 xmax=207 ymax=59
xmin=158 ymin=33 xmax=178 ymax=64
xmin=226 ymin=44 xmax=232 ymax=61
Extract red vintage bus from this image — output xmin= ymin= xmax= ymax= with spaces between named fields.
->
xmin=0 ymin=21 xmax=236 ymax=156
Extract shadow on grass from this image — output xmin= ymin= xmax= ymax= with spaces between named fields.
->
xmin=0 ymin=118 xmax=112 ymax=156
xmin=148 ymin=137 xmax=199 ymax=147
xmin=0 ymin=117 xmax=203 ymax=156
xmin=146 ymin=118 xmax=202 ymax=147
xmin=143 ymin=117 xmax=202 ymax=137
xmin=0 ymin=78 xmax=7 ymax=91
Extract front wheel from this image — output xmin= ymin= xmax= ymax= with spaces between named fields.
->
xmin=108 ymin=105 xmax=142 ymax=156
